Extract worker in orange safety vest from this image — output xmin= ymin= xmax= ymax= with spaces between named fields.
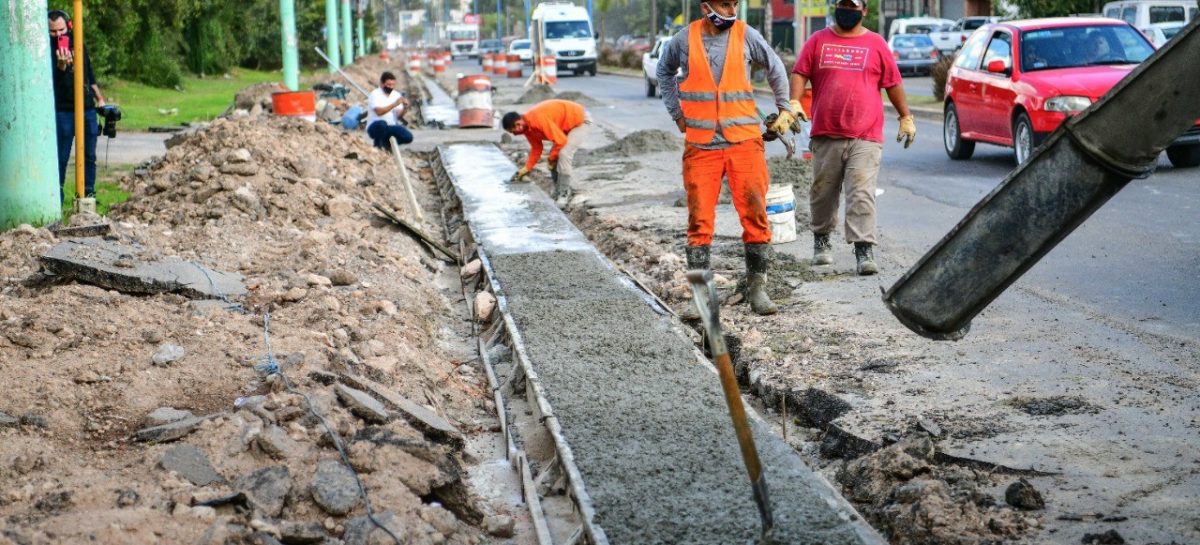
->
xmin=656 ymin=0 xmax=803 ymax=317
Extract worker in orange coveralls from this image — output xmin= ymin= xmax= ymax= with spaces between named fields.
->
xmin=657 ymin=0 xmax=803 ymax=318
xmin=502 ymin=99 xmax=592 ymax=207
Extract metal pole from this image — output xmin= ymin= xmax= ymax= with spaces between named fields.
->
xmin=281 ymin=0 xmax=299 ymax=91
xmin=524 ymin=0 xmax=532 ymax=37
xmin=498 ymin=0 xmax=504 ymax=39
xmin=357 ymin=16 xmax=365 ymax=57
xmin=0 ymin=0 xmax=61 ymax=229
xmin=342 ymin=0 xmax=353 ymax=64
xmin=72 ymin=0 xmax=84 ymax=203
xmin=587 ymin=0 xmax=593 ymax=18
xmin=326 ymin=0 xmax=340 ymax=72
xmin=794 ymin=0 xmax=802 ymax=53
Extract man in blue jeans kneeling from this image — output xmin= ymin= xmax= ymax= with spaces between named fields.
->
xmin=366 ymin=72 xmax=413 ymax=149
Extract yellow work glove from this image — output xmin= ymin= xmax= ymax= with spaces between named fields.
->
xmin=897 ymin=115 xmax=917 ymax=149
xmin=510 ymin=166 xmax=530 ymax=182
xmin=548 ymin=161 xmax=557 ymax=173
xmin=770 ymin=99 xmax=809 ymax=135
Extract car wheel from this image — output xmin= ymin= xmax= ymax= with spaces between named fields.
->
xmin=944 ymin=102 xmax=975 ymax=160
xmin=645 ymin=77 xmax=657 ymax=98
xmin=1013 ymin=112 xmax=1035 ymax=165
xmin=1167 ymin=144 xmax=1200 ymax=168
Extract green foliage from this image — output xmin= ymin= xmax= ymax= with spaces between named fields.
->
xmin=105 ymin=68 xmax=296 ymax=131
xmin=1009 ymin=0 xmax=1103 ymax=17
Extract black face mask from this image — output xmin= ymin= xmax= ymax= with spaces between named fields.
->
xmin=702 ymin=3 xmax=737 ymax=31
xmin=834 ymin=8 xmax=863 ymax=30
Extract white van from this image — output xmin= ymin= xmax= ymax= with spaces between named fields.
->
xmin=531 ymin=1 xmax=598 ymax=76
xmin=888 ymin=16 xmax=956 ymax=38
xmin=1102 ymin=0 xmax=1197 ymax=31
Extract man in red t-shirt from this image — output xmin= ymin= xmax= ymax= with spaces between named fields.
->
xmin=789 ymin=0 xmax=916 ymax=275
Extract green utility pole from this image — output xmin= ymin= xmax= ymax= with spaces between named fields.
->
xmin=326 ymin=0 xmax=340 ymax=72
xmin=341 ymin=0 xmax=353 ymax=64
xmin=0 ymin=0 xmax=61 ymax=229
xmin=357 ymin=16 xmax=365 ymax=57
xmin=281 ymin=0 xmax=299 ymax=90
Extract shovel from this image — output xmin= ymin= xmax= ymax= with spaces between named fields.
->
xmin=686 ymin=269 xmax=775 ymax=541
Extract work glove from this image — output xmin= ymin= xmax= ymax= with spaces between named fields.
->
xmin=510 ymin=166 xmax=530 ymax=183
xmin=548 ymin=160 xmax=557 ymax=173
xmin=770 ymin=99 xmax=809 ymax=135
xmin=897 ymin=115 xmax=917 ymax=149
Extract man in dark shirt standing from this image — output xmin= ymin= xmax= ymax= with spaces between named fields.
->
xmin=49 ymin=9 xmax=106 ymax=202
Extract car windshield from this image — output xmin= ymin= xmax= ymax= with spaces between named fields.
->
xmin=964 ymin=19 xmax=988 ymax=30
xmin=546 ymin=21 xmax=592 ymax=39
xmin=894 ymin=35 xmax=934 ymax=48
xmin=906 ymin=24 xmax=939 ymax=33
xmin=1020 ymin=24 xmax=1154 ymax=71
xmin=512 ymin=41 xmax=531 ymax=50
xmin=449 ymin=30 xmax=476 ymax=40
xmin=481 ymin=40 xmax=501 ymax=49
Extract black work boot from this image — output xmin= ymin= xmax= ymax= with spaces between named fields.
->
xmin=680 ymin=245 xmax=710 ymax=321
xmin=854 ymin=242 xmax=878 ymax=276
xmin=812 ymin=232 xmax=833 ymax=266
xmin=744 ymin=243 xmax=779 ymax=316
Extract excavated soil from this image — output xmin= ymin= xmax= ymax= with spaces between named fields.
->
xmin=515 ymin=84 xmax=556 ymax=104
xmin=0 ymin=110 xmax=498 ymax=545
xmin=589 ymin=129 xmax=682 ymax=157
xmin=552 ymin=91 xmax=605 ymax=107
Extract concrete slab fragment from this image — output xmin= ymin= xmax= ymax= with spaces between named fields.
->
xmin=40 ymin=238 xmax=246 ymax=300
xmin=160 ymin=444 xmax=224 ymax=486
xmin=339 ymin=373 xmax=462 ymax=444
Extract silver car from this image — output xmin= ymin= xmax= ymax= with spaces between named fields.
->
xmin=889 ymin=33 xmax=939 ymax=76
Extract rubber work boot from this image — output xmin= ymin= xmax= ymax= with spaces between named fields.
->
xmin=680 ymin=245 xmax=710 ymax=321
xmin=854 ymin=242 xmax=879 ymax=276
xmin=744 ymin=243 xmax=779 ymax=316
xmin=812 ymin=232 xmax=833 ymax=266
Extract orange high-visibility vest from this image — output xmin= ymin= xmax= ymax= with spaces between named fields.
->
xmin=678 ymin=20 xmax=760 ymax=146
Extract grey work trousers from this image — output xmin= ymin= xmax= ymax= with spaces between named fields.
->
xmin=809 ymin=136 xmax=883 ymax=244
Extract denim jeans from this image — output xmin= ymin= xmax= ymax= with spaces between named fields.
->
xmin=55 ymin=109 xmax=99 ymax=201
xmin=366 ymin=120 xmax=413 ymax=149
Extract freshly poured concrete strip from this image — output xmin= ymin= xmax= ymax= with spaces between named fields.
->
xmin=420 ymin=75 xmax=460 ymax=128
xmin=439 ymin=144 xmax=884 ymax=545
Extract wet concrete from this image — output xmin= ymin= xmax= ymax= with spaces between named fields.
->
xmin=420 ymin=76 xmax=460 ymax=128
xmin=440 ymin=143 xmax=882 ymax=545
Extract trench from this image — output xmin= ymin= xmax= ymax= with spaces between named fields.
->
xmin=431 ymin=142 xmax=885 ymax=545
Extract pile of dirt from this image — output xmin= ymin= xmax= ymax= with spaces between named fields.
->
xmin=0 ymin=115 xmax=497 ymax=545
xmin=553 ymin=91 xmax=605 ymax=107
xmin=234 ymin=82 xmax=284 ymax=112
xmin=515 ymin=84 xmax=556 ymax=104
xmin=590 ymin=129 xmax=682 ymax=157
xmin=837 ymin=438 xmax=1038 ymax=545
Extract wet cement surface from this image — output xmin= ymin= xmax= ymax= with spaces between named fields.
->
xmin=440 ymin=143 xmax=881 ymax=544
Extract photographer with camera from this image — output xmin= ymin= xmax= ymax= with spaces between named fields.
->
xmin=49 ymin=9 xmax=111 ymax=202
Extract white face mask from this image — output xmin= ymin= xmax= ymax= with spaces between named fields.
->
xmin=702 ymin=2 xmax=737 ymax=31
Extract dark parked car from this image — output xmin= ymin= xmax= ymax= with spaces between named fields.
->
xmin=889 ymin=33 xmax=939 ymax=75
xmin=478 ymin=39 xmax=504 ymax=64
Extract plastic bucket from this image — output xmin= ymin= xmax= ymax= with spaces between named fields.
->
xmin=766 ymin=185 xmax=797 ymax=244
xmin=271 ymin=90 xmax=316 ymax=121
xmin=507 ymin=54 xmax=523 ymax=78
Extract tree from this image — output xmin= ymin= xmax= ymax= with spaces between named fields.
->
xmin=1009 ymin=0 xmax=1102 ymax=18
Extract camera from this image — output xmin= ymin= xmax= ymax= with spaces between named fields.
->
xmin=98 ymin=104 xmax=121 ymax=138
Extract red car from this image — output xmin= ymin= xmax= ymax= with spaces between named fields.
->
xmin=943 ymin=17 xmax=1200 ymax=167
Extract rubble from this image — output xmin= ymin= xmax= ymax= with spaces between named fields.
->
xmin=40 ymin=238 xmax=247 ymax=299
xmin=159 ymin=444 xmax=224 ymax=486
xmin=309 ymin=460 xmax=361 ymax=516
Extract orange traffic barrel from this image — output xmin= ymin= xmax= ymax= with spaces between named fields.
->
xmin=507 ymin=54 xmax=523 ymax=78
xmin=539 ymin=54 xmax=557 ymax=85
xmin=271 ymin=90 xmax=316 ymax=121
xmin=482 ymin=53 xmax=494 ymax=72
xmin=493 ymin=54 xmax=507 ymax=75
xmin=408 ymin=52 xmax=421 ymax=73
xmin=457 ymin=74 xmax=493 ymax=129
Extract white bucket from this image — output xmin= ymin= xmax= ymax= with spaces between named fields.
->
xmin=766 ymin=184 xmax=797 ymax=244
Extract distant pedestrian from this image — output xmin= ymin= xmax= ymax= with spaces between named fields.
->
xmin=502 ymin=99 xmax=592 ymax=207
xmin=366 ymin=71 xmax=413 ymax=149
xmin=657 ymin=0 xmax=801 ymax=317
xmin=49 ymin=9 xmax=106 ymax=202
xmin=790 ymin=0 xmax=916 ymax=275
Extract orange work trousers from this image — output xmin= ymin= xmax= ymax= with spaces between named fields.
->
xmin=682 ymin=138 xmax=771 ymax=246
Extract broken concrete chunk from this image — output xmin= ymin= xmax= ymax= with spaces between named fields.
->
xmin=235 ymin=465 xmax=292 ymax=518
xmin=257 ymin=425 xmax=301 ymax=460
xmin=221 ymin=162 xmax=260 ymax=177
xmin=40 ymin=238 xmax=246 ymax=300
xmin=484 ymin=514 xmax=515 ymax=538
xmin=338 ymin=374 xmax=462 ymax=445
xmin=160 ymin=444 xmax=224 ymax=486
xmin=334 ymin=384 xmax=390 ymax=424
xmin=227 ymin=148 xmax=253 ymax=163
xmin=328 ymin=269 xmax=358 ymax=286
xmin=136 ymin=415 xmax=206 ymax=443
xmin=309 ymin=460 xmax=360 ymax=516
xmin=144 ymin=407 xmax=196 ymax=428
xmin=152 ymin=344 xmax=187 ymax=366
xmin=278 ymin=520 xmax=326 ymax=544
xmin=474 ymin=292 xmax=496 ymax=322
xmin=0 ymin=412 xmax=18 ymax=428
xmin=459 ymin=259 xmax=482 ymax=278
xmin=1004 ymin=478 xmax=1045 ymax=510
xmin=342 ymin=511 xmax=402 ymax=545
xmin=324 ymin=195 xmax=355 ymax=217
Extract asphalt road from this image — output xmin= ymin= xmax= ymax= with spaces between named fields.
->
xmin=552 ymin=70 xmax=1200 ymax=343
